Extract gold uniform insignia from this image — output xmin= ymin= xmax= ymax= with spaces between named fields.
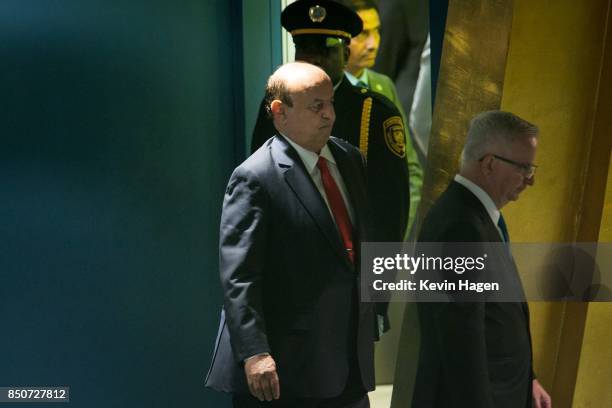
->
xmin=383 ymin=116 xmax=406 ymax=158
xmin=309 ymin=6 xmax=326 ymax=23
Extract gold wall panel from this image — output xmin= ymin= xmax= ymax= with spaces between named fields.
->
xmin=418 ymin=0 xmax=514 ymax=221
xmin=572 ymin=303 xmax=612 ymax=407
xmin=573 ymin=6 xmax=612 ymax=400
xmin=501 ymin=0 xmax=611 ymax=406
xmin=573 ymin=156 xmax=612 ymax=406
xmin=501 ymin=0 xmax=609 ymax=243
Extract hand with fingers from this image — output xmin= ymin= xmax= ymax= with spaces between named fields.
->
xmin=532 ymin=379 xmax=552 ymax=408
xmin=244 ymin=353 xmax=280 ymax=402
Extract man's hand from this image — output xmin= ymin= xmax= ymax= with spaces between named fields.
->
xmin=244 ymin=353 xmax=280 ymax=402
xmin=532 ymin=379 xmax=552 ymax=408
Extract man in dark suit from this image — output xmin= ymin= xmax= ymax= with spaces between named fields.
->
xmin=412 ymin=111 xmax=552 ymax=408
xmin=205 ymin=62 xmax=377 ymax=407
xmin=251 ymin=0 xmax=410 ymax=245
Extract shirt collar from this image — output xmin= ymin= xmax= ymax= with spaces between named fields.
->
xmin=454 ymin=174 xmax=500 ymax=226
xmin=344 ymin=69 xmax=369 ymax=87
xmin=281 ymin=135 xmax=335 ymax=175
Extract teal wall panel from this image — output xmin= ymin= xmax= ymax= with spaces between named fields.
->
xmin=242 ymin=0 xmax=282 ymax=153
xmin=0 ymin=1 xmax=241 ymax=406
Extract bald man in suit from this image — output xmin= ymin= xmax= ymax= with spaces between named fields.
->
xmin=206 ymin=62 xmax=377 ymax=408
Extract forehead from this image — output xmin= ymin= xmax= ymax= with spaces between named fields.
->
xmin=513 ymin=135 xmax=537 ymax=149
xmin=290 ymin=80 xmax=333 ymax=101
xmin=504 ymin=136 xmax=538 ymax=159
xmin=357 ymin=8 xmax=380 ymax=30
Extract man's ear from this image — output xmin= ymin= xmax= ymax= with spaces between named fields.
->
xmin=270 ymin=100 xmax=284 ymax=120
xmin=481 ymin=154 xmax=495 ymax=175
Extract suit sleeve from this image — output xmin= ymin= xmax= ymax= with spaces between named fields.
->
xmin=250 ymin=99 xmax=277 ymax=154
xmin=219 ymin=167 xmax=271 ymax=362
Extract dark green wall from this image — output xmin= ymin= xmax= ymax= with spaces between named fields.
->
xmin=0 ymin=1 xmax=248 ymax=406
xmin=242 ymin=0 xmax=282 ymax=153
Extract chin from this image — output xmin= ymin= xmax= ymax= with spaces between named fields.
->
xmin=318 ymin=134 xmax=331 ymax=145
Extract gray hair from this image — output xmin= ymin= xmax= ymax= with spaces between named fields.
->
xmin=460 ymin=110 xmax=539 ymax=167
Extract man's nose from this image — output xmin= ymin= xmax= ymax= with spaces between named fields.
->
xmin=366 ymin=35 xmax=376 ymax=49
xmin=322 ymin=104 xmax=335 ymax=121
xmin=525 ymin=174 xmax=535 ymax=186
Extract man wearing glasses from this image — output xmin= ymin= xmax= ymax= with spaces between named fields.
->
xmin=412 ymin=110 xmax=551 ymax=408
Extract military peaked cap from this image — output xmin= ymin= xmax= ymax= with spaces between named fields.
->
xmin=281 ymin=0 xmax=363 ymax=41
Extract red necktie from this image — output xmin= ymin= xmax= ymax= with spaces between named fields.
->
xmin=317 ymin=156 xmax=354 ymax=263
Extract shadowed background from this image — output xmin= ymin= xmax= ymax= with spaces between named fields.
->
xmin=0 ymin=1 xmax=282 ymax=406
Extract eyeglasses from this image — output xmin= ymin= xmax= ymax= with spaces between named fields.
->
xmin=481 ymin=154 xmax=538 ymax=179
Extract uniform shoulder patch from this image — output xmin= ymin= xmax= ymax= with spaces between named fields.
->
xmin=383 ymin=116 xmax=406 ymax=158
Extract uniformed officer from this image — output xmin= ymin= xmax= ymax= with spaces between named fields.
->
xmin=251 ymin=0 xmax=410 ymax=244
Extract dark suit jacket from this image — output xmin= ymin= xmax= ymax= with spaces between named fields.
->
xmin=412 ymin=180 xmax=533 ymax=408
xmin=205 ymin=135 xmax=377 ymax=399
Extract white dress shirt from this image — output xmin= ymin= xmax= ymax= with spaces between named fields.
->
xmin=454 ymin=174 xmax=505 ymax=241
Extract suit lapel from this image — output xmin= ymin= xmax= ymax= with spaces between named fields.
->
xmin=272 ymin=136 xmax=352 ymax=268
